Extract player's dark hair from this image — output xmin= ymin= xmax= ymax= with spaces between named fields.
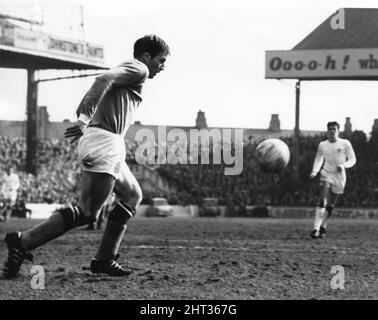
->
xmin=327 ymin=121 xmax=340 ymax=130
xmin=133 ymin=35 xmax=170 ymax=59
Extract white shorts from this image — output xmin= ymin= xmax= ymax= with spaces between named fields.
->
xmin=1 ymin=190 xmax=17 ymax=202
xmin=319 ymin=169 xmax=346 ymax=195
xmin=78 ymin=127 xmax=126 ymax=179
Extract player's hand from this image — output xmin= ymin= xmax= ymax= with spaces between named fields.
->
xmin=310 ymin=171 xmax=317 ymax=178
xmin=64 ymin=120 xmax=87 ymax=144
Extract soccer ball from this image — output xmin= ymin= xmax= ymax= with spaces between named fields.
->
xmin=255 ymin=138 xmax=290 ymax=172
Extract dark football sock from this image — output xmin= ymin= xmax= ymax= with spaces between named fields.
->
xmin=95 ymin=201 xmax=134 ymax=261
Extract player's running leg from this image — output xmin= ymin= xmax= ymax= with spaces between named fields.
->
xmin=2 ymin=172 xmax=115 ymax=278
xmin=1 ymin=199 xmax=13 ymax=222
xmin=91 ymin=162 xmax=142 ymax=276
xmin=0 ymin=204 xmax=6 ymax=222
xmin=319 ymin=192 xmax=339 ymax=238
xmin=311 ymin=183 xmax=330 ymax=239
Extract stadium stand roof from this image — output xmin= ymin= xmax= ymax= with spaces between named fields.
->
xmin=293 ymin=8 xmax=378 ymax=50
xmin=0 ymin=44 xmax=108 ymax=69
xmin=0 ymin=18 xmax=108 ymax=70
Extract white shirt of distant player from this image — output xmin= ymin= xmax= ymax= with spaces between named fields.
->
xmin=312 ymin=138 xmax=356 ymax=173
xmin=1 ymin=172 xmax=20 ymax=200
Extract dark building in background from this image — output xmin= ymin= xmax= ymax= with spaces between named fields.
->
xmin=2 ymin=109 xmax=364 ymax=142
xmin=372 ymin=119 xmax=378 ymax=133
xmin=344 ymin=117 xmax=352 ymax=137
xmin=195 ymin=110 xmax=208 ymax=129
xmin=269 ymin=114 xmax=281 ymax=132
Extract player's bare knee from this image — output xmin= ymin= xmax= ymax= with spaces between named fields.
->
xmin=119 ymin=184 xmax=143 ymax=208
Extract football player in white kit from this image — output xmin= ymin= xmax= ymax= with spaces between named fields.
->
xmin=310 ymin=121 xmax=356 ymax=239
xmin=0 ymin=166 xmax=20 ymax=222
xmin=2 ymin=35 xmax=170 ymax=278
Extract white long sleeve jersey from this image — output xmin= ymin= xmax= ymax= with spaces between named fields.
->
xmin=1 ymin=173 xmax=20 ymax=194
xmin=312 ymin=138 xmax=356 ymax=174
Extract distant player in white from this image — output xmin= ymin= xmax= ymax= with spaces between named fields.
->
xmin=310 ymin=121 xmax=356 ymax=239
xmin=0 ymin=166 xmax=20 ymax=222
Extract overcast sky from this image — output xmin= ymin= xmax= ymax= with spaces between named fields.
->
xmin=1 ymin=0 xmax=378 ymax=134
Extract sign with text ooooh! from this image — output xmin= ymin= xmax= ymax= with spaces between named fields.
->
xmin=265 ymin=49 xmax=378 ymax=80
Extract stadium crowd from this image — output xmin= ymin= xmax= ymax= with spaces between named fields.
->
xmin=0 ymin=136 xmax=81 ymax=204
xmin=1 ymin=129 xmax=378 ymax=208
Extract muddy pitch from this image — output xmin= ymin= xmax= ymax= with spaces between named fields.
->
xmin=1 ymin=217 xmax=378 ymax=300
